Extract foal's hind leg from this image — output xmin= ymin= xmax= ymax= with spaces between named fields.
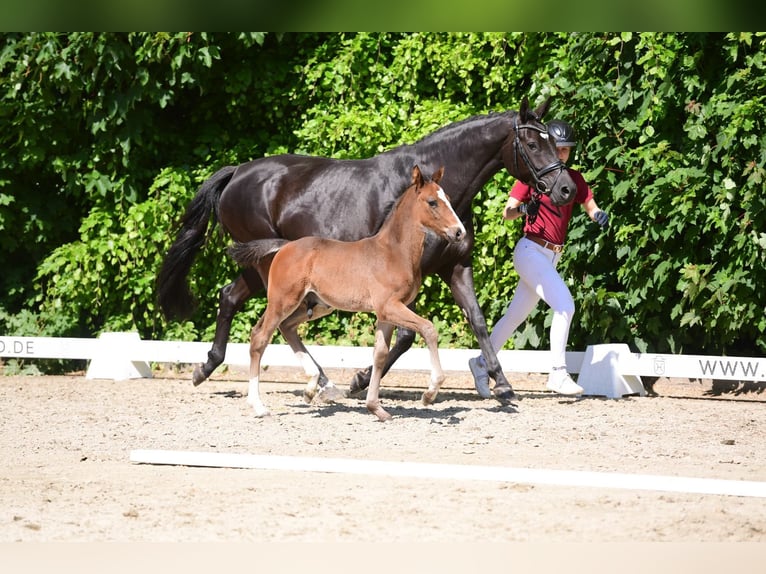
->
xmin=278 ymin=301 xmax=344 ymax=404
xmin=246 ymin=306 xmax=289 ymax=417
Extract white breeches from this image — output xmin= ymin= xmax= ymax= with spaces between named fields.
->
xmin=488 ymin=236 xmax=575 ymax=369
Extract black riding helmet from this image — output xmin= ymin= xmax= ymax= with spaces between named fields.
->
xmin=547 ymin=119 xmax=576 ymax=147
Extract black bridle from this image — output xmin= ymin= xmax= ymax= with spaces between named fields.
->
xmin=511 ymin=115 xmax=567 ymax=196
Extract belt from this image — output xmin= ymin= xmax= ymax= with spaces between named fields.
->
xmin=524 ymin=235 xmax=564 ymax=253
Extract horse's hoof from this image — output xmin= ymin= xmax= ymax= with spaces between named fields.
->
xmin=316 ymin=384 xmax=345 ymax=404
xmin=192 ymin=365 xmax=207 ymax=387
xmin=493 ymin=385 xmax=518 ymax=405
xmin=421 ymin=391 xmax=437 ymax=405
xmin=347 ymin=368 xmax=371 ymax=397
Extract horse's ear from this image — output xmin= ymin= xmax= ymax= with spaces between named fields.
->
xmin=432 ymin=166 xmax=444 ymax=184
xmin=412 ymin=165 xmax=424 ymax=188
xmin=519 ymin=96 xmax=530 ymax=121
xmin=534 ymin=97 xmax=552 ymax=121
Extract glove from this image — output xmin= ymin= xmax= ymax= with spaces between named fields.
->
xmin=593 ymin=209 xmax=609 ymax=229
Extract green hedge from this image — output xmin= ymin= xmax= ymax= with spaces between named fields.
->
xmin=1 ymin=32 xmax=764 ymax=367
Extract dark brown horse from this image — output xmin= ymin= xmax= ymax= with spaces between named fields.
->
xmin=229 ymin=166 xmax=463 ymax=421
xmin=157 ymin=97 xmax=575 ymax=404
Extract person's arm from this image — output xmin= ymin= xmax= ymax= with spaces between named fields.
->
xmin=502 ymin=195 xmax=524 ymax=220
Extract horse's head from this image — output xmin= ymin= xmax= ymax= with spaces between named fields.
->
xmin=501 ymin=97 xmax=576 ymax=207
xmin=411 ymin=165 xmax=466 ymax=243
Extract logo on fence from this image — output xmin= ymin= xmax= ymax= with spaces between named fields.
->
xmin=653 ymin=357 xmax=666 ymax=376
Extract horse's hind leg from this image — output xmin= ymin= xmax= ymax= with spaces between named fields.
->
xmin=192 ymin=270 xmax=261 ymax=386
xmin=278 ymin=302 xmax=344 ymax=404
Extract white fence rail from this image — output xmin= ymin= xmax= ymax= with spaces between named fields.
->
xmin=2 ymin=333 xmax=764 ymax=384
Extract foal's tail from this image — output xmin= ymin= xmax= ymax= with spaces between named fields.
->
xmin=157 ymin=165 xmax=237 ymax=320
xmin=228 ymin=238 xmax=289 ymax=268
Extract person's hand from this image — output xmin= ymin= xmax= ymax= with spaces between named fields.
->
xmin=593 ymin=209 xmax=609 ymax=229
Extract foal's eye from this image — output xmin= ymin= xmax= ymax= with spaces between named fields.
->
xmin=427 ymin=199 xmax=438 ymax=208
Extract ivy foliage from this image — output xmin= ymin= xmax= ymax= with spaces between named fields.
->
xmin=1 ymin=32 xmax=764 ymax=365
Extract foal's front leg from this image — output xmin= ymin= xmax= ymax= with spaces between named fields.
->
xmin=419 ymin=317 xmax=446 ymax=406
xmin=381 ymin=303 xmax=446 ymax=406
xmin=366 ymin=322 xmax=395 ymax=422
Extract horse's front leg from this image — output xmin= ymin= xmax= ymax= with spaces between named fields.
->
xmin=193 ymin=271 xmax=259 ymax=386
xmin=441 ymin=263 xmax=517 ymax=404
xmin=278 ymin=302 xmax=344 ymax=404
xmin=366 ymin=322 xmax=395 ymax=422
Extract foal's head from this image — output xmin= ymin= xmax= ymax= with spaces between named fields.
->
xmin=410 ymin=165 xmax=465 ymax=243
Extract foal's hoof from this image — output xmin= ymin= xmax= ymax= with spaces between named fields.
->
xmin=370 ymin=408 xmax=393 ymax=422
xmin=493 ymin=384 xmax=518 ymax=405
xmin=315 ymin=384 xmax=345 ymax=404
xmin=192 ymin=364 xmax=207 ymax=387
xmin=421 ymin=390 xmax=438 ymax=405
xmin=347 ymin=367 xmax=371 ymax=397
xmin=248 ymin=403 xmax=271 ymax=418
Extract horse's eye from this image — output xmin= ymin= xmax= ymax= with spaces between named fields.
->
xmin=427 ymin=199 xmax=438 ymax=208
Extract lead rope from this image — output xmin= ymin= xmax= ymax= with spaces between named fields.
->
xmin=524 ymin=188 xmax=565 ymax=225
xmin=525 ymin=188 xmax=543 ymax=225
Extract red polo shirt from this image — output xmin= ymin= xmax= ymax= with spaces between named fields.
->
xmin=510 ymin=168 xmax=593 ymax=245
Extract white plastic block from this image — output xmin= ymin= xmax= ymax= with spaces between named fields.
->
xmin=85 ymin=332 xmax=153 ymax=380
xmin=577 ymin=344 xmax=646 ymax=399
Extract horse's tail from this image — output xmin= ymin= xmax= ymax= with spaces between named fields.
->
xmin=157 ymin=165 xmax=237 ymax=320
xmin=228 ymin=238 xmax=289 ymax=268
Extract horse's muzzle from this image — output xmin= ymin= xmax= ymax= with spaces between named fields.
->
xmin=548 ymin=170 xmax=577 ymax=207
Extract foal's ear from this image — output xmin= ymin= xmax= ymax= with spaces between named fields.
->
xmin=432 ymin=166 xmax=444 ymax=184
xmin=411 ymin=165 xmax=424 ymax=187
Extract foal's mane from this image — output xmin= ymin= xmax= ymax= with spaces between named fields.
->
xmin=374 ymin=171 xmax=435 ymax=234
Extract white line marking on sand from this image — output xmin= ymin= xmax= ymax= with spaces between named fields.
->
xmin=129 ymin=449 xmax=766 ymax=498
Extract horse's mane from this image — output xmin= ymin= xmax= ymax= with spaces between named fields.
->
xmin=418 ymin=110 xmax=514 ymax=142
xmin=375 ymin=110 xmax=515 ymax=158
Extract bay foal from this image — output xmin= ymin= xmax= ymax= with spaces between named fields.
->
xmin=229 ymin=165 xmax=465 ymax=421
